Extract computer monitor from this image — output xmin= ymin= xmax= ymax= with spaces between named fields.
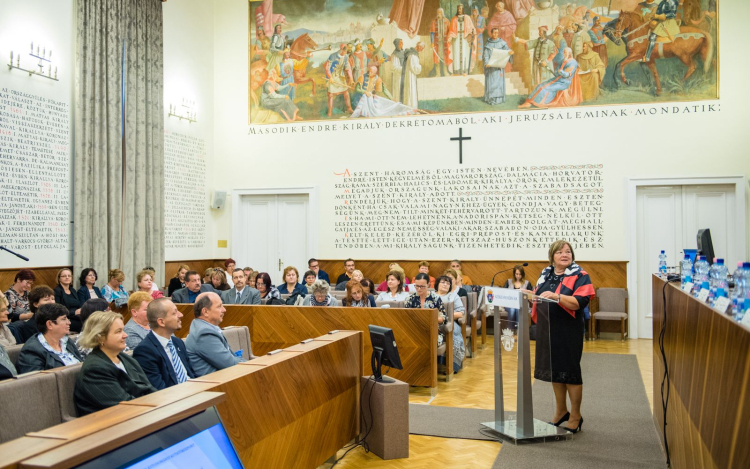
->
xmin=369 ymin=325 xmax=403 ymax=383
xmin=73 ymin=407 xmax=243 ymax=469
xmin=697 ymin=229 xmax=715 ymax=265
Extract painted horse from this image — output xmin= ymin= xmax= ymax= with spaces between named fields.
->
xmin=289 ymin=33 xmax=330 ymax=97
xmin=604 ymin=11 xmax=713 ymax=95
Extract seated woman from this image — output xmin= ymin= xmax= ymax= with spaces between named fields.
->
xmin=261 ymin=68 xmax=301 ymax=122
xmin=136 ymin=270 xmax=164 ymax=300
xmin=210 ymin=270 xmax=231 ymax=292
xmin=443 ymin=269 xmax=468 ymax=299
xmin=376 ymin=263 xmax=411 ymax=291
xmin=434 ymin=275 xmax=466 ymax=373
xmin=0 ymin=296 xmax=16 ymax=347
xmin=0 ymin=340 xmax=17 ymax=379
xmin=302 ymin=280 xmax=339 ymax=306
xmin=277 ymin=266 xmax=307 ymax=295
xmin=54 ymin=268 xmax=84 ymax=333
xmin=78 ymin=268 xmax=104 ymax=302
xmin=74 ymin=311 xmax=156 ymax=416
xmin=336 ymin=269 xmax=363 ymax=291
xmin=342 ymin=280 xmax=368 ymax=307
xmin=503 ymin=264 xmax=533 ymax=329
xmin=102 ymin=269 xmax=129 ymax=303
xmin=255 ymin=272 xmax=281 ymax=301
xmin=8 ymin=286 xmax=55 ymax=344
xmin=247 ymin=270 xmax=258 ymax=289
xmin=375 ymin=270 xmax=409 ymax=302
xmin=16 ymin=303 xmax=83 ymax=373
xmin=168 ymin=264 xmax=190 ymax=297
xmin=141 ymin=267 xmax=161 ymax=293
xmin=405 ymin=273 xmax=449 ymax=350
xmin=4 ymin=269 xmax=35 ymax=322
xmin=359 ymin=278 xmax=377 ymax=307
xmin=76 ymin=298 xmax=111 ymax=359
xmin=303 ymin=270 xmax=317 ymax=294
xmin=203 ymin=268 xmax=215 ymax=285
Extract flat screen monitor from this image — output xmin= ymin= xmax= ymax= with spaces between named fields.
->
xmin=697 ymin=229 xmax=715 ymax=265
xmin=73 ymin=406 xmax=243 ymax=469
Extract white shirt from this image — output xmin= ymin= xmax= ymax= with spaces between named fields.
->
xmin=376 ymin=291 xmax=409 ymax=302
xmin=114 ymin=361 xmax=128 ymax=374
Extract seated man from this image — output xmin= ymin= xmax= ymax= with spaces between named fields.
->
xmin=186 ymin=292 xmax=246 ymax=377
xmin=336 ymin=258 xmax=356 ymax=285
xmin=124 ymin=291 xmax=152 ymax=350
xmin=171 ymin=270 xmax=215 ymax=303
xmin=221 ymin=269 xmax=261 ymax=305
xmin=308 ymin=258 xmax=330 ymax=284
xmin=133 ymin=298 xmax=195 ymax=390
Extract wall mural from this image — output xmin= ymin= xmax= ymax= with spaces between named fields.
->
xmin=248 ymin=0 xmax=718 ymax=124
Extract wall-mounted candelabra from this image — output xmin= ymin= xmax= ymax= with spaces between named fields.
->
xmin=7 ymin=42 xmax=58 ymax=81
xmin=168 ymin=98 xmax=197 ymax=123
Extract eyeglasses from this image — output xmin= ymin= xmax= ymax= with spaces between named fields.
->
xmin=414 ymin=285 xmax=428 ymax=289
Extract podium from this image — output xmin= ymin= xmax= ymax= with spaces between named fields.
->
xmin=480 ymin=287 xmax=571 ymax=443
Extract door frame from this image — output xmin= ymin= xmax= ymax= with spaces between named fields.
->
xmin=231 ymin=187 xmax=320 ymax=269
xmin=626 ymin=176 xmax=747 ymax=339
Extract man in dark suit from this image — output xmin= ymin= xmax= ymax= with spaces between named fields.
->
xmin=308 ymin=258 xmax=330 ymax=284
xmin=336 ymin=258 xmax=356 ymax=285
xmin=133 ymin=298 xmax=195 ymax=390
xmin=221 ymin=269 xmax=261 ymax=305
xmin=171 ymin=271 xmax=215 ymax=303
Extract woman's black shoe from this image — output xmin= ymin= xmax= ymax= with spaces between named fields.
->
xmin=549 ymin=412 xmax=570 ymax=427
xmin=564 ymin=416 xmax=583 ymax=433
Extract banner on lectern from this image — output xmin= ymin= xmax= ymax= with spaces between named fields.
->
xmin=483 ymin=287 xmax=521 ymax=309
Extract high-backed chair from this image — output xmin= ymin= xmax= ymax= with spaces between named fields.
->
xmin=222 ymin=326 xmax=255 ymax=360
xmin=438 ymin=302 xmax=454 ymax=381
xmin=591 ymin=288 xmax=629 ymax=340
xmin=49 ymin=363 xmax=83 ymax=422
xmin=5 ymin=343 xmax=23 ymax=366
xmin=0 ymin=372 xmax=62 ymax=443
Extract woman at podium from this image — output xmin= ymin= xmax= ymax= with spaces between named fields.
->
xmin=529 ymin=240 xmax=594 ymax=434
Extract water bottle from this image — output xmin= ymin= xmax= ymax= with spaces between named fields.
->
xmin=658 ymin=250 xmax=667 ymax=278
xmin=732 ymin=263 xmax=747 ymax=320
xmin=693 ymin=256 xmax=709 ymax=297
xmin=680 ymin=255 xmax=693 ymax=288
xmin=714 ymin=259 xmax=728 ymax=306
xmin=708 ymin=259 xmax=720 ymax=304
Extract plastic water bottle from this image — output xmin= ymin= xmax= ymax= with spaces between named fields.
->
xmin=680 ymin=255 xmax=693 ymax=288
xmin=658 ymin=250 xmax=667 ymax=278
xmin=714 ymin=259 xmax=729 ymax=306
xmin=732 ymin=263 xmax=747 ymax=320
xmin=693 ymin=256 xmax=709 ymax=297
xmin=708 ymin=259 xmax=720 ymax=304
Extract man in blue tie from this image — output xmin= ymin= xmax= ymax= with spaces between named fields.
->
xmin=133 ymin=298 xmax=195 ymax=390
xmin=186 ymin=292 xmax=246 ymax=377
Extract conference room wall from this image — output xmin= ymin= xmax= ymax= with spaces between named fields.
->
xmin=210 ymin=1 xmax=749 ymax=265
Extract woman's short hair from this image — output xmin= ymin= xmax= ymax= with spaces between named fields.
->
xmin=136 ymin=270 xmax=152 ymax=284
xmin=283 ymin=266 xmax=299 ymax=281
xmin=255 ymin=272 xmax=272 ymax=289
xmin=435 ymin=275 xmax=453 ymax=291
xmin=310 ymin=280 xmax=330 ymax=296
xmin=414 ymin=273 xmax=430 ymax=283
xmin=513 ymin=265 xmax=527 ymax=280
xmin=303 ymin=270 xmax=316 ymax=281
xmin=35 ymin=303 xmax=69 ymax=334
xmin=360 ymin=278 xmax=375 ymax=294
xmin=14 ymin=269 xmax=36 ymax=283
xmin=77 ymin=311 xmax=123 ymax=349
xmin=109 ymin=269 xmax=125 ymax=282
xmin=203 ymin=268 xmax=215 ymax=278
xmin=56 ymin=268 xmax=73 ymax=284
xmin=28 ymin=286 xmax=55 ymax=313
xmin=224 ymin=258 xmax=236 ymax=268
xmin=175 ymin=264 xmax=190 ymax=277
xmin=128 ymin=291 xmax=152 ymax=313
xmin=79 ymin=268 xmax=98 ymax=287
xmin=80 ymin=298 xmax=110 ymax=326
xmin=548 ymin=240 xmax=575 ymax=265
xmin=443 ymin=268 xmax=459 ymax=280
xmin=385 ymin=270 xmax=404 ymax=293
xmin=345 ymin=279 xmax=364 ymax=305
xmin=211 ymin=270 xmax=230 ymax=290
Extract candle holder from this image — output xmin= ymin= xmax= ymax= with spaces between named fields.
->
xmin=168 ymin=99 xmax=198 ymax=123
xmin=7 ymin=42 xmax=59 ymax=81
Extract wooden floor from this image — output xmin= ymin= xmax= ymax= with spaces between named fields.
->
xmin=320 ymin=336 xmax=653 ymax=468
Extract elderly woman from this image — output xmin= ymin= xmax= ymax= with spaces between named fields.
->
xmin=435 ymin=275 xmax=466 ymax=372
xmin=255 ymin=272 xmax=281 ymax=300
xmin=16 ymin=303 xmax=83 ymax=373
xmin=278 ymin=266 xmax=307 ymax=295
xmin=405 ymin=273 xmax=448 ymax=349
xmin=54 ymin=268 xmax=84 ymax=333
xmin=503 ymin=264 xmax=533 ymax=328
xmin=102 ymin=269 xmax=129 ymax=303
xmin=0 ymin=296 xmax=16 ymax=347
xmin=74 ymin=311 xmax=156 ymax=416
xmin=78 ymin=268 xmax=105 ymax=302
xmin=5 ymin=269 xmax=35 ymax=322
xmin=302 ymin=280 xmax=339 ymax=306
xmin=527 ymin=240 xmax=594 ymax=434
xmin=168 ymin=264 xmax=190 ymax=297
xmin=136 ymin=271 xmax=164 ymax=300
xmin=336 ymin=269 xmax=364 ymax=291
xmin=375 ymin=270 xmax=409 ymax=302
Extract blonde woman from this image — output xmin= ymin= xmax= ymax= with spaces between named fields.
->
xmin=102 ymin=269 xmax=129 ymax=303
xmin=74 ymin=311 xmax=156 ymax=416
xmin=168 ymin=264 xmax=190 ymax=297
xmin=136 ymin=271 xmax=164 ymax=300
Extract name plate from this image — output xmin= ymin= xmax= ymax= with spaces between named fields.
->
xmin=697 ymin=289 xmax=710 ymax=303
xmin=713 ymin=296 xmax=730 ymax=313
xmin=483 ymin=287 xmax=521 ymax=309
xmin=682 ymin=282 xmax=694 ymax=293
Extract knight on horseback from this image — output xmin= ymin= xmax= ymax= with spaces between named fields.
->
xmin=642 ymin=0 xmax=680 ymax=62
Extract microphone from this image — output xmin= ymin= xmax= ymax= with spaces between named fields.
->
xmin=490 ymin=262 xmax=529 ymax=287
xmin=0 ymin=246 xmax=29 ymax=262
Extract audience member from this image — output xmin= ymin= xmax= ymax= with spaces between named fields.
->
xmin=78 ymin=268 xmax=104 ymax=301
xmin=0 ymin=296 xmax=16 ymax=347
xmin=16 ymin=303 xmax=82 ymax=373
xmin=223 ymin=259 xmax=236 ymax=288
xmin=133 ymin=298 xmax=196 ymax=390
xmin=405 ymin=273 xmax=449 ymax=355
xmin=417 ymin=261 xmax=436 ymax=288
xmin=343 ymin=280 xmax=367 ymax=307
xmin=247 ymin=270 xmax=258 ymax=287
xmin=450 ymin=259 xmax=473 ymax=285
xmin=308 ymin=258 xmax=330 ymax=284
xmin=124 ymin=291 xmax=152 ymax=349
xmin=221 ymin=269 xmax=261 ymax=305
xmin=137 ymin=271 xmax=164 ymax=300
xmin=435 ymin=275 xmax=466 ymax=372
xmin=172 ymin=271 xmax=215 ymax=303
xmin=211 ymin=269 xmax=231 ymax=292
xmin=278 ymin=266 xmax=307 ymax=295
xmin=141 ymin=267 xmax=161 ymax=293
xmin=8 ymin=286 xmax=55 ymax=344
xmin=376 ymin=263 xmax=411 ymax=291
xmin=303 ymin=270 xmax=317 ymax=293
xmin=503 ymin=264 xmax=533 ymax=328
xmin=4 ymin=269 xmax=35 ymax=322
xmin=255 ymin=272 xmax=281 ymax=300
xmin=203 ymin=268 xmax=215 ymax=284
xmin=186 ymin=292 xmax=246 ymax=376
xmin=336 ymin=269 xmax=363 ymax=291
xmin=167 ymin=264 xmax=190 ymax=297
xmin=242 ymin=267 xmax=253 ymax=280
xmin=76 ymin=298 xmax=111 ymax=358
xmin=54 ymin=268 xmax=84 ymax=332
xmin=0 ymin=341 xmax=17 ymax=379
xmin=302 ymin=280 xmax=339 ymax=306
xmin=102 ymin=269 xmax=129 ymax=303
xmin=74 ymin=311 xmax=156 ymax=416
xmin=336 ymin=258 xmax=356 ymax=285
xmin=359 ymin=278 xmax=378 ymax=306
xmin=375 ymin=270 xmax=409 ymax=302
xmin=444 ymin=269 xmax=468 ymax=298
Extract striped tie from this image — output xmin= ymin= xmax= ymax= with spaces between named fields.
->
xmin=167 ymin=339 xmax=188 ymax=384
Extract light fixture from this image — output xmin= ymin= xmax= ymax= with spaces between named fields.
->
xmin=168 ymin=98 xmax=197 ymax=123
xmin=7 ymin=42 xmax=58 ymax=81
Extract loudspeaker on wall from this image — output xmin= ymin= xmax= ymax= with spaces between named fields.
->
xmin=211 ymin=190 xmax=227 ymax=210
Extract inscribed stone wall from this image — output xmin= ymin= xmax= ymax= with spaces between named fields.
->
xmin=164 ymin=131 xmax=206 ymax=249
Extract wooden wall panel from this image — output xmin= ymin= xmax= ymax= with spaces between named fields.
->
xmin=0 ymin=267 xmax=64 ymax=292
xmin=164 ymin=259 xmax=225 ymax=288
xmin=651 ymin=276 xmax=750 ymax=469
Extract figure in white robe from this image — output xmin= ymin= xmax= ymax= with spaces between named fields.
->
xmin=448 ymin=5 xmax=477 ymax=75
xmin=401 ymin=43 xmax=424 ymax=108
xmin=389 ymin=38 xmax=405 ymax=103
xmin=351 ymin=65 xmax=417 ymax=118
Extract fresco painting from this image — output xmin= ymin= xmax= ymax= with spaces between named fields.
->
xmin=248 ymin=0 xmax=718 ymax=124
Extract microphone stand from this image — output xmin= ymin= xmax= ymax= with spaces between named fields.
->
xmin=490 ymin=262 xmax=529 ymax=287
xmin=0 ymin=246 xmax=29 ymax=262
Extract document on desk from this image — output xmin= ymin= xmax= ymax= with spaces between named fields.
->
xmin=486 ymin=49 xmax=513 ymax=69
